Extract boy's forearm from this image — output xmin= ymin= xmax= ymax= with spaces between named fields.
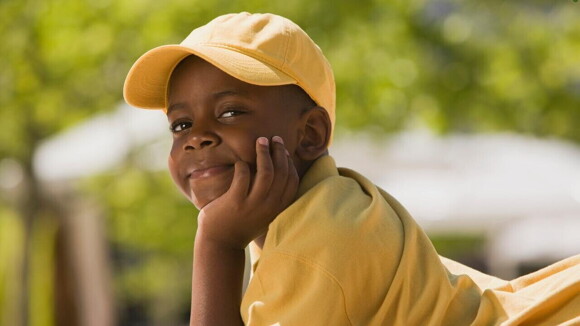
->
xmin=190 ymin=230 xmax=245 ymax=326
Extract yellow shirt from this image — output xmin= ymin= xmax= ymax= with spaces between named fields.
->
xmin=241 ymin=155 xmax=580 ymax=325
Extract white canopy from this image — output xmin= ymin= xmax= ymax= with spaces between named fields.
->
xmin=331 ymin=131 xmax=580 ymax=232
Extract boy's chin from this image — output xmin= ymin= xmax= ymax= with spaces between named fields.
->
xmin=186 ymin=170 xmax=235 ymax=209
xmin=189 ymin=187 xmax=229 ymax=210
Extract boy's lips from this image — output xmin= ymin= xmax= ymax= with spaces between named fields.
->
xmin=187 ymin=164 xmax=234 ymax=180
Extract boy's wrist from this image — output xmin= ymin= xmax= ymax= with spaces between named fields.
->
xmin=195 ymin=222 xmax=248 ymax=251
xmin=194 ymin=234 xmax=245 ymax=263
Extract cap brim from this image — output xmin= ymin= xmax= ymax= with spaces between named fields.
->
xmin=123 ymin=44 xmax=296 ymax=110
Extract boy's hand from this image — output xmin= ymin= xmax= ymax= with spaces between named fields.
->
xmin=196 ymin=136 xmax=299 ymax=249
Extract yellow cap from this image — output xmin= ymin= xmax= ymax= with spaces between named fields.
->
xmin=123 ymin=12 xmax=335 ymax=129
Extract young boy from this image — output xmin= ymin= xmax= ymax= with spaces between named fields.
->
xmin=124 ymin=12 xmax=580 ymax=325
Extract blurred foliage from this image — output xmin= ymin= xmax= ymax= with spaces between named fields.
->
xmin=430 ymin=233 xmax=486 ymax=257
xmin=1 ymin=0 xmax=579 ymax=324
xmin=429 ymin=233 xmax=488 ymax=271
xmin=0 ymin=208 xmax=23 ymax=326
xmin=28 ymin=216 xmax=57 ymax=326
xmin=82 ymin=166 xmax=196 ymax=324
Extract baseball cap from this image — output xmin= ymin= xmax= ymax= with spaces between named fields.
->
xmin=123 ymin=12 xmax=335 ymax=129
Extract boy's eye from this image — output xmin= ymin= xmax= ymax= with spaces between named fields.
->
xmin=219 ymin=109 xmax=244 ymax=119
xmin=169 ymin=121 xmax=192 ymax=133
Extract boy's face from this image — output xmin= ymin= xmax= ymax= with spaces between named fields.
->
xmin=166 ymin=56 xmax=306 ymax=209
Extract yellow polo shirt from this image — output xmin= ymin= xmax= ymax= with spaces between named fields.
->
xmin=241 ymin=155 xmax=580 ymax=325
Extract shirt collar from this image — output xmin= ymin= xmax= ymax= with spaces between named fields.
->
xmin=296 ymin=154 xmax=338 ymax=198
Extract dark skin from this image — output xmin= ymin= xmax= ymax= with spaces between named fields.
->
xmin=166 ymin=56 xmax=331 ymax=325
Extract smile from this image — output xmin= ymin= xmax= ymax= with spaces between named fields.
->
xmin=188 ymin=165 xmax=234 ymax=179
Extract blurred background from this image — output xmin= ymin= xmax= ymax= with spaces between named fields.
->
xmin=1 ymin=0 xmax=579 ymax=325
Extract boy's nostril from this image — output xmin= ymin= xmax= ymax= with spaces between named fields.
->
xmin=184 ymin=139 xmax=215 ymax=151
xmin=200 ymin=140 xmax=213 ymax=148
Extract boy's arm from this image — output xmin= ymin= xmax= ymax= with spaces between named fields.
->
xmin=190 ymin=232 xmax=245 ymax=325
xmin=190 ymin=136 xmax=298 ymax=326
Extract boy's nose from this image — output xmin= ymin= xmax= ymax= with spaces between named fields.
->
xmin=183 ymin=131 xmax=220 ymax=150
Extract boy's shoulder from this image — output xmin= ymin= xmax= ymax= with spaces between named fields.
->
xmin=243 ymin=155 xmax=465 ymax=325
xmin=256 ymin=154 xmax=405 ymax=281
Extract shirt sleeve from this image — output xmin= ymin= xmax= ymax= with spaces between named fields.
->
xmin=241 ymin=251 xmax=353 ymax=326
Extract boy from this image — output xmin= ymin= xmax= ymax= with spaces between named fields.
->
xmin=124 ymin=12 xmax=580 ymax=325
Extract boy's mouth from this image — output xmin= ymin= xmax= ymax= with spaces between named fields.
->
xmin=187 ymin=164 xmax=234 ymax=180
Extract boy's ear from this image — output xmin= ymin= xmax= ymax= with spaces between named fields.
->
xmin=296 ymin=106 xmax=331 ymax=161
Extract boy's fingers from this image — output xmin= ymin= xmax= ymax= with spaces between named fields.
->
xmin=228 ymin=160 xmax=251 ymax=198
xmin=252 ymin=137 xmax=274 ymax=196
xmin=265 ymin=136 xmax=289 ymax=199
xmin=281 ymin=155 xmax=299 ymax=205
xmin=254 ymin=136 xmax=288 ymax=203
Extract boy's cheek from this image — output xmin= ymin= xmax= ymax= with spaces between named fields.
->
xmin=167 ymin=155 xmax=193 ymax=201
xmin=167 ymin=156 xmax=179 ymax=188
